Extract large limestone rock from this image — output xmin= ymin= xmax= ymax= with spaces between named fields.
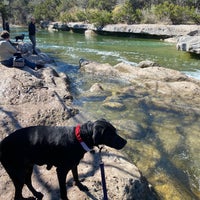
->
xmin=176 ymin=35 xmax=200 ymax=54
xmin=0 ymin=63 xmax=158 ymax=199
xmin=67 ymin=23 xmax=200 ymax=37
xmin=100 ymin=24 xmax=199 ymax=37
xmin=0 ymin=64 xmax=76 ymax=137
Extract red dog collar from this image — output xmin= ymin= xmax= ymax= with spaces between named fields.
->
xmin=75 ymin=125 xmax=92 ymax=152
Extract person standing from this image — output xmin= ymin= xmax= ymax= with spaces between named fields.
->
xmin=5 ymin=21 xmax=10 ymax=32
xmin=28 ymin=17 xmax=37 ymax=55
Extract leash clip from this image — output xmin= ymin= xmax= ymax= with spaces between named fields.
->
xmin=98 ymin=145 xmax=104 ymax=160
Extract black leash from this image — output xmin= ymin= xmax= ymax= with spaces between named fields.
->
xmin=98 ymin=146 xmax=108 ymax=200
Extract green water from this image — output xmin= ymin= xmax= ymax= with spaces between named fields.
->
xmin=11 ymin=27 xmax=200 ymax=199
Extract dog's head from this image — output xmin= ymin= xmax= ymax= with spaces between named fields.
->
xmin=92 ymin=119 xmax=127 ymax=150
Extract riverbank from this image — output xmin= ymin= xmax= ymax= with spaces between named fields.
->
xmin=48 ymin=23 xmax=200 ymax=54
xmin=48 ymin=22 xmax=200 ymax=38
xmin=0 ymin=58 xmax=159 ymax=200
xmin=1 ymin=32 xmax=200 ymax=199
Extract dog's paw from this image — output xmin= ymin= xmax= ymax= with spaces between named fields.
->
xmin=60 ymin=195 xmax=69 ymax=200
xmin=46 ymin=164 xmax=53 ymax=170
xmin=35 ymin=192 xmax=44 ymax=200
xmin=14 ymin=197 xmax=36 ymax=200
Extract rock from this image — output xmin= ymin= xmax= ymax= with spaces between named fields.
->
xmin=0 ymin=61 xmax=158 ymax=199
xmin=187 ymin=30 xmax=200 ymax=36
xmin=80 ymin=59 xmax=200 ymax=114
xmin=100 ymin=24 xmax=200 ymax=37
xmin=137 ymin=60 xmax=159 ymax=68
xmin=74 ymin=147 xmax=159 ymax=200
xmin=80 ymin=60 xmax=188 ymax=82
xmin=48 ymin=22 xmax=70 ymax=31
xmin=66 ymin=23 xmax=200 ymax=38
xmin=47 ymin=22 xmax=70 ymax=31
xmin=0 ymin=64 xmax=77 ymax=137
xmin=48 ymin=23 xmax=200 ymax=38
xmin=176 ymin=35 xmax=200 ymax=54
xmin=102 ymin=101 xmax=126 ymax=111
xmin=40 ymin=20 xmax=49 ymax=29
xmin=16 ymin=42 xmax=54 ymax=64
xmin=0 ymin=146 xmax=158 ymax=200
xmin=85 ymin=29 xmax=97 ymax=38
xmin=89 ymin=83 xmax=104 ymax=92
xmin=80 ymin=83 xmax=111 ymax=102
xmin=164 ymin=37 xmax=178 ymax=43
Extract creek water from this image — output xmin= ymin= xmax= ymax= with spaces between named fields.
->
xmin=11 ymin=27 xmax=200 ymax=200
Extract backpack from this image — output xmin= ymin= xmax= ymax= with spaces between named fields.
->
xmin=13 ymin=53 xmax=25 ymax=68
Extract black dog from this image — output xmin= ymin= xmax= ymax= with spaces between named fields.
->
xmin=15 ymin=34 xmax=25 ymax=42
xmin=0 ymin=119 xmax=127 ymax=200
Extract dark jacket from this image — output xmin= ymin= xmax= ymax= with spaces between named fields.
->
xmin=28 ymin=22 xmax=36 ymax=36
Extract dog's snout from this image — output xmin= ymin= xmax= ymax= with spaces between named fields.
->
xmin=117 ymin=137 xmax=127 ymax=150
xmin=112 ymin=135 xmax=127 ymax=150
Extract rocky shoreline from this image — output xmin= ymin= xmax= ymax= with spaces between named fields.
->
xmin=48 ymin=22 xmax=200 ymax=54
xmin=48 ymin=22 xmax=199 ymax=37
xmin=0 ymin=47 xmax=159 ymax=199
xmin=1 ymin=52 xmax=200 ymax=199
xmin=1 ymin=32 xmax=200 ymax=198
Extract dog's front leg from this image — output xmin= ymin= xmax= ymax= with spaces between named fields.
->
xmin=56 ymin=167 xmax=69 ymax=200
xmin=71 ymin=166 xmax=89 ymax=191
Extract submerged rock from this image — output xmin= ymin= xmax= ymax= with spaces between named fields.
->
xmin=80 ymin=59 xmax=200 ymax=115
xmin=103 ymin=101 xmax=126 ymax=111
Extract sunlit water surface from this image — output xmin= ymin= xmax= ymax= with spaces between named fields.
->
xmin=10 ymin=27 xmax=200 ymax=199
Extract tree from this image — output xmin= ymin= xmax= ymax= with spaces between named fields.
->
xmin=154 ymin=1 xmax=198 ymax=24
xmin=112 ymin=1 xmax=142 ymax=24
xmin=88 ymin=0 xmax=117 ymax=11
xmin=9 ymin=0 xmax=31 ymax=24
xmin=33 ymin=0 xmax=61 ymax=21
xmin=0 ymin=0 xmax=10 ymax=30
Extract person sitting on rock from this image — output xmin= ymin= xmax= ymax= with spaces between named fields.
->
xmin=0 ymin=31 xmax=43 ymax=70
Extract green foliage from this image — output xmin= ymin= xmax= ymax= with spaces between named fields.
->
xmin=191 ymin=11 xmax=200 ymax=24
xmin=33 ymin=0 xmax=61 ymax=21
xmin=1 ymin=0 xmax=200 ymax=26
xmin=154 ymin=1 xmax=200 ymax=24
xmin=112 ymin=2 xmax=142 ymax=24
xmin=60 ymin=8 xmax=87 ymax=23
xmin=60 ymin=7 xmax=112 ymax=27
xmin=0 ymin=1 xmax=10 ymax=19
xmin=88 ymin=0 xmax=117 ymax=11
xmin=85 ymin=9 xmax=112 ymax=27
xmin=0 ymin=0 xmax=11 ymax=29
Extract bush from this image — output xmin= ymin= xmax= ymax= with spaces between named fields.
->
xmin=112 ymin=5 xmax=125 ymax=23
xmin=60 ymin=8 xmax=87 ymax=23
xmin=154 ymin=1 xmax=199 ymax=24
xmin=86 ymin=9 xmax=112 ymax=27
xmin=112 ymin=2 xmax=142 ymax=24
xmin=191 ymin=11 xmax=200 ymax=24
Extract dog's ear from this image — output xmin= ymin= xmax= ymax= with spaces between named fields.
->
xmin=92 ymin=123 xmax=105 ymax=145
xmin=92 ymin=119 xmax=111 ymax=145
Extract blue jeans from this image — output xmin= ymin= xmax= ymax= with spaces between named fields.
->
xmin=1 ymin=57 xmax=36 ymax=69
xmin=29 ymin=35 xmax=37 ymax=54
